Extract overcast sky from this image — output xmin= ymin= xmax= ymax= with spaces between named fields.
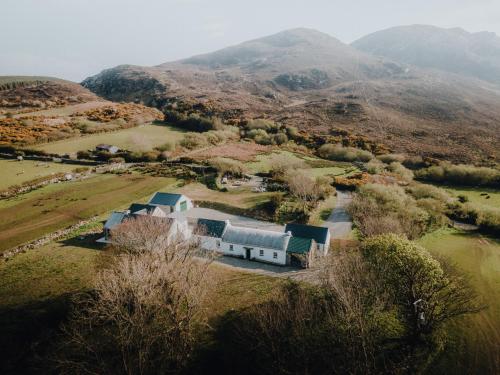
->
xmin=1 ymin=0 xmax=499 ymax=81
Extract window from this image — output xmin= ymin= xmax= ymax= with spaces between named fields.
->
xmin=259 ymin=249 xmax=264 ymax=256
xmin=229 ymin=244 xmax=234 ymax=251
xmin=273 ymin=252 xmax=278 ymax=259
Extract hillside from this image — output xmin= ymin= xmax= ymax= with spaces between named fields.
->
xmin=0 ymin=76 xmax=101 ymax=113
xmin=82 ymin=28 xmax=500 ymax=163
xmin=352 ymin=25 xmax=500 ymax=84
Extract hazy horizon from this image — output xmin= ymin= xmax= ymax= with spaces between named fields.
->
xmin=1 ymin=0 xmax=499 ymax=82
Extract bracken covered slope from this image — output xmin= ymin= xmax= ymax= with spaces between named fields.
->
xmin=82 ymin=28 xmax=500 ymax=163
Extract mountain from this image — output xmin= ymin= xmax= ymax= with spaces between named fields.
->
xmin=82 ymin=28 xmax=500 ymax=163
xmin=352 ymin=25 xmax=500 ymax=84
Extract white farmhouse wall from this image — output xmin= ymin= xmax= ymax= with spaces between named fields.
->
xmin=219 ymin=242 xmax=287 ymax=265
xmin=174 ymin=196 xmax=193 ymax=212
xmin=198 ymin=235 xmax=221 ymax=251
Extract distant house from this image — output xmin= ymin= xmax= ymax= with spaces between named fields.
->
xmin=95 ymin=144 xmax=119 ymax=154
xmin=148 ymin=192 xmax=193 ymax=213
xmin=284 ymin=223 xmax=331 ymax=255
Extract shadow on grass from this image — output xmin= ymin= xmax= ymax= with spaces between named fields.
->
xmin=59 ymin=232 xmax=105 ymax=251
xmin=0 ymin=294 xmax=76 ymax=375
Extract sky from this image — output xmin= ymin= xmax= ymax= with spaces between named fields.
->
xmin=1 ymin=0 xmax=499 ymax=82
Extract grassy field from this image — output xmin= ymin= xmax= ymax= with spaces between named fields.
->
xmin=440 ymin=185 xmax=500 ymax=209
xmin=246 ymin=150 xmax=355 ymax=177
xmin=35 ymin=123 xmax=185 ymax=154
xmin=420 ymin=228 xmax=500 ymax=374
xmin=0 ymin=173 xmax=180 ymax=253
xmin=0 ymin=159 xmax=79 ymax=190
xmin=176 ymin=182 xmax=278 ymax=210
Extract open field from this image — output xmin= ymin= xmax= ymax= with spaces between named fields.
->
xmin=420 ymin=228 xmax=500 ymax=374
xmin=35 ymin=123 xmax=185 ymax=154
xmin=440 ymin=185 xmax=500 ymax=209
xmin=0 ymin=173 xmax=179 ymax=253
xmin=246 ymin=149 xmax=356 ymax=177
xmin=176 ymin=182 xmax=278 ymax=210
xmin=0 ymin=159 xmax=79 ymax=190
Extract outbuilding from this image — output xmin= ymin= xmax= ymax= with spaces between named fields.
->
xmin=148 ymin=192 xmax=193 ymax=213
xmin=284 ymin=223 xmax=331 ymax=255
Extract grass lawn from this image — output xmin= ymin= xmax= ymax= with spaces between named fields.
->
xmin=176 ymin=182 xmax=278 ymax=210
xmin=246 ymin=150 xmax=356 ymax=177
xmin=0 ymin=159 xmax=79 ymax=190
xmin=0 ymin=173 xmax=180 ymax=253
xmin=35 ymin=123 xmax=185 ymax=154
xmin=420 ymin=228 xmax=500 ymax=374
xmin=440 ymin=185 xmax=500 ymax=209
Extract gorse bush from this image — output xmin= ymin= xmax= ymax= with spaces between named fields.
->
xmin=318 ymin=144 xmax=373 ymax=162
xmin=210 ymin=157 xmax=247 ymax=177
xmin=377 ymin=153 xmax=406 ymax=164
xmin=415 ymin=163 xmax=500 ymax=188
xmin=388 ymin=162 xmax=414 ymax=182
xmin=165 ymin=110 xmax=223 ymax=132
xmin=179 ymin=128 xmax=239 ymax=150
xmin=349 ymin=183 xmax=448 ymax=239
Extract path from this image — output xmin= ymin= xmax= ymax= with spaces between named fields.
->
xmin=323 ymin=190 xmax=353 ymax=238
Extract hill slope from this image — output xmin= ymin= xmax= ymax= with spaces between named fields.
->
xmin=0 ymin=76 xmax=101 ymax=112
xmin=352 ymin=25 xmax=500 ymax=84
xmin=82 ymin=28 xmax=500 ymax=163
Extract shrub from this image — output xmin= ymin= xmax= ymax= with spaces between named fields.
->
xmin=156 ymin=142 xmax=174 ymax=152
xmin=377 ymin=153 xmax=406 ymax=164
xmin=348 ymin=184 xmax=431 ymax=239
xmin=210 ymin=157 xmax=247 ymax=177
xmin=164 ymin=110 xmax=223 ymax=132
xmin=318 ymin=144 xmax=373 ymax=162
xmin=76 ymin=150 xmax=91 ymax=160
xmin=246 ymin=119 xmax=279 ymax=132
xmin=388 ymin=162 xmax=414 ymax=182
xmin=179 ymin=132 xmax=209 ymax=149
xmin=415 ymin=163 xmax=500 ymax=188
xmin=272 ymin=133 xmax=288 ymax=145
xmin=365 ymin=159 xmax=385 ymax=174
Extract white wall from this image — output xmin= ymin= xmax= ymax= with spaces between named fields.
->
xmin=174 ymin=196 xmax=193 ymax=212
xmin=220 ymin=242 xmax=287 ymax=265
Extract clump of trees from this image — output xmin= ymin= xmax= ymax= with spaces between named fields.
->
xmin=165 ymin=110 xmax=224 ymax=132
xmin=415 ymin=163 xmax=500 ymax=188
xmin=205 ymin=239 xmax=482 ymax=374
xmin=55 ymin=216 xmax=213 ymax=374
xmin=209 ymin=157 xmax=247 ymax=177
xmin=318 ymin=143 xmax=373 ymax=162
xmin=179 ymin=128 xmax=240 ymax=150
xmin=243 ymin=119 xmax=292 ymax=146
xmin=349 ymin=183 xmax=449 ymax=239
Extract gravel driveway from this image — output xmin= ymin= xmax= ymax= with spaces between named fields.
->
xmin=322 ymin=190 xmax=353 ymax=238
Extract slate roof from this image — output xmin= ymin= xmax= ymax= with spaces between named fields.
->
xmin=128 ymin=203 xmax=159 ymax=216
xmin=284 ymin=223 xmax=330 ymax=244
xmin=104 ymin=212 xmax=127 ymax=230
xmin=286 ymin=237 xmax=313 ymax=254
xmin=197 ymin=218 xmax=227 ymax=238
xmin=149 ymin=192 xmax=183 ymax=206
xmin=222 ymin=225 xmax=291 ymax=251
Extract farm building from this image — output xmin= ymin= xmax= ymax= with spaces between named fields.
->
xmin=196 ymin=219 xmax=317 ymax=267
xmin=95 ymin=144 xmax=119 ymax=154
xmin=148 ymin=192 xmax=193 ymax=213
xmin=98 ymin=208 xmax=189 ymax=244
xmin=284 ymin=223 xmax=331 ymax=255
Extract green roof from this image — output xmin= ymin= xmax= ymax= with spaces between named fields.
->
xmin=285 ymin=223 xmax=329 ymax=244
xmin=286 ymin=237 xmax=313 ymax=254
xmin=149 ymin=192 xmax=183 ymax=206
xmin=197 ymin=218 xmax=227 ymax=238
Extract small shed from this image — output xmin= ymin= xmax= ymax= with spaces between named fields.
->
xmin=96 ymin=144 xmax=119 ymax=154
xmin=148 ymin=192 xmax=193 ymax=213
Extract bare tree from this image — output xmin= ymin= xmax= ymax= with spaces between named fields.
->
xmin=56 ymin=216 xmax=214 ymax=375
